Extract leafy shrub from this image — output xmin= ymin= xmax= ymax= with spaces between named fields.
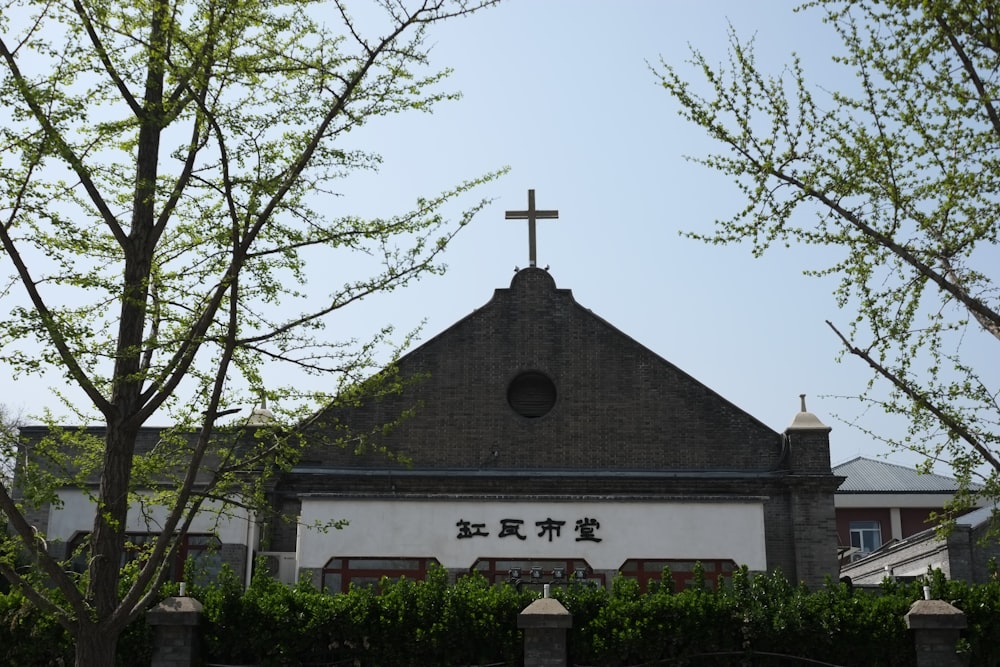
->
xmin=0 ymin=588 xmax=73 ymax=666
xmin=4 ymin=565 xmax=1000 ymax=667
xmin=200 ymin=564 xmax=535 ymax=667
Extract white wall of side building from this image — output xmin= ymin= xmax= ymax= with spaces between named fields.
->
xmin=834 ymin=493 xmax=958 ymax=509
xmin=296 ymin=498 xmax=767 ymax=572
xmin=46 ymin=488 xmax=253 ymax=545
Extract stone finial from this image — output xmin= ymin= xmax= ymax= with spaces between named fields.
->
xmin=247 ymin=390 xmax=275 ymax=426
xmin=786 ymin=394 xmax=830 ymax=431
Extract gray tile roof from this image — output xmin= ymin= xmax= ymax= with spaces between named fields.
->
xmin=833 ymin=456 xmax=963 ymax=493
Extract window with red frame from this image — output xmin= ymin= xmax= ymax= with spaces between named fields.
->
xmin=321 ymin=556 xmax=440 ymax=594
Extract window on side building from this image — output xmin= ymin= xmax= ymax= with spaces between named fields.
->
xmin=65 ymin=531 xmax=222 ymax=585
xmin=849 ymin=520 xmax=882 ymax=560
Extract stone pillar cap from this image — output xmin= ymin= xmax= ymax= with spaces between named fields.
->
xmin=905 ymin=599 xmax=968 ymax=630
xmin=518 ymin=597 xmax=572 ymax=629
xmin=147 ymin=596 xmax=204 ymax=626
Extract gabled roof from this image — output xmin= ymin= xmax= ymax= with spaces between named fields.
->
xmin=833 ymin=456 xmax=962 ymax=493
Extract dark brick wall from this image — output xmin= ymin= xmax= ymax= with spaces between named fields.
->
xmin=786 ymin=430 xmax=832 ymax=475
xmin=220 ymin=543 xmax=247 ymax=583
xmin=16 ymin=424 xmax=231 ymax=487
xmin=970 ymin=517 xmax=1000 ymax=583
xmin=264 ymin=497 xmax=301 ymax=553
xmin=789 ymin=477 xmax=842 ymax=584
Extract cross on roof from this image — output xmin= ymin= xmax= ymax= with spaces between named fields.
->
xmin=505 ymin=189 xmax=558 ymax=267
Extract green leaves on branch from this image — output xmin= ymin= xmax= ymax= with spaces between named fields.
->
xmin=655 ymin=0 xmax=1000 ymax=516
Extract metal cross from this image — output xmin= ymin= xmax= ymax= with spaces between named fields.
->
xmin=505 ymin=189 xmax=558 ymax=267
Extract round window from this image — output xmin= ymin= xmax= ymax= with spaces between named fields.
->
xmin=507 ymin=371 xmax=557 ymax=418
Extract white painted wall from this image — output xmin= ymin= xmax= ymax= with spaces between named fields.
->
xmin=297 ymin=498 xmax=767 ymax=571
xmin=835 ymin=493 xmax=958 ymax=509
xmin=47 ymin=488 xmax=252 ymax=544
xmin=890 ymin=507 xmax=902 ymax=541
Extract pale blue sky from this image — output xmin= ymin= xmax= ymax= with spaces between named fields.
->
xmin=5 ymin=1 xmax=943 ymax=469
xmin=335 ymin=0 xmax=909 ymax=468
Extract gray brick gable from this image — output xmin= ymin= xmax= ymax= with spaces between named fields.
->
xmin=301 ymin=268 xmax=784 ymax=472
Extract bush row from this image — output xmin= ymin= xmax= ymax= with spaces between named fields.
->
xmin=2 ymin=564 xmax=1000 ymax=667
xmin=195 ymin=564 xmax=535 ymax=667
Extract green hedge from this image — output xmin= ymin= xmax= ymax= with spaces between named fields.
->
xmin=3 ymin=564 xmax=1000 ymax=667
xmin=0 ymin=587 xmax=73 ymax=666
xmin=194 ymin=564 xmax=537 ymax=667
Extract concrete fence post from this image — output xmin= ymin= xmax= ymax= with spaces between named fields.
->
xmin=905 ymin=599 xmax=967 ymax=667
xmin=146 ymin=595 xmax=204 ymax=667
xmin=517 ymin=596 xmax=572 ymax=667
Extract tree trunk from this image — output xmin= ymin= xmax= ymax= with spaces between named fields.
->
xmin=88 ymin=420 xmax=139 ymax=621
xmin=74 ymin=622 xmax=119 ymax=667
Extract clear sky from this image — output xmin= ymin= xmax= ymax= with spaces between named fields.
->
xmin=4 ymin=1 xmax=938 ymax=469
xmin=336 ymin=0 xmax=917 ymax=469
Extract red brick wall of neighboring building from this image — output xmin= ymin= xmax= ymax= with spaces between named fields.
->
xmin=901 ymin=508 xmax=939 ymax=537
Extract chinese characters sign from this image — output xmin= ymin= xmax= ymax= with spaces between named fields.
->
xmin=456 ymin=516 xmax=603 ymax=543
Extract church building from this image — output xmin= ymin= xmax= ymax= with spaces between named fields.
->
xmin=261 ymin=190 xmax=843 ymax=592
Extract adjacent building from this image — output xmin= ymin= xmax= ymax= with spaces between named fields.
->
xmin=834 ymin=456 xmax=997 ymax=584
xmin=834 ymin=456 xmax=972 ymax=562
